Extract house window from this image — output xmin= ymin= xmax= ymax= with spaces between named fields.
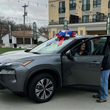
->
xmin=51 ymin=20 xmax=54 ymax=23
xmin=109 ymin=0 xmax=110 ymax=8
xmin=17 ymin=38 xmax=23 ymax=44
xmin=108 ymin=13 xmax=110 ymax=18
xmin=59 ymin=17 xmax=65 ymax=24
xmin=82 ymin=15 xmax=89 ymax=23
xmin=93 ymin=14 xmax=97 ymax=22
xmin=80 ymin=30 xmax=83 ymax=35
xmin=70 ymin=0 xmax=76 ymax=10
xmin=96 ymin=12 xmax=104 ymax=21
xmin=53 ymin=31 xmax=55 ymax=37
xmin=25 ymin=38 xmax=31 ymax=44
xmin=93 ymin=0 xmax=101 ymax=8
xmin=59 ymin=1 xmax=65 ymax=13
xmin=82 ymin=0 xmax=90 ymax=11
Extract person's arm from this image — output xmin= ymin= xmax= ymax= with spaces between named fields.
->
xmin=101 ymin=47 xmax=109 ymax=70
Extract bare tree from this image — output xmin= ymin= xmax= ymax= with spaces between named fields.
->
xmin=0 ymin=17 xmax=32 ymax=46
xmin=16 ymin=24 xmax=32 ymax=31
xmin=0 ymin=18 xmax=16 ymax=46
xmin=38 ymin=27 xmax=48 ymax=35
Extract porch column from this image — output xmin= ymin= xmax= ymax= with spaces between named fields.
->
xmin=30 ymin=38 xmax=33 ymax=45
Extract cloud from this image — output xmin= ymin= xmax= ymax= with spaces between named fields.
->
xmin=0 ymin=0 xmax=48 ymax=27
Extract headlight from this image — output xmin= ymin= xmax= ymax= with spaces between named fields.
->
xmin=3 ymin=60 xmax=33 ymax=66
xmin=4 ymin=63 xmax=12 ymax=66
xmin=0 ymin=69 xmax=15 ymax=75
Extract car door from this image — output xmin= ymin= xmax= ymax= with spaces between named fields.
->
xmin=62 ymin=36 xmax=108 ymax=86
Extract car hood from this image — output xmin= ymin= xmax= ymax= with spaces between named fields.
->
xmin=0 ymin=50 xmax=52 ymax=63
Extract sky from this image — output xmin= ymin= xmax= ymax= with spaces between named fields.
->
xmin=0 ymin=0 xmax=48 ymax=28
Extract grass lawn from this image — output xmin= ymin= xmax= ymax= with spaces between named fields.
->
xmin=0 ymin=47 xmax=24 ymax=54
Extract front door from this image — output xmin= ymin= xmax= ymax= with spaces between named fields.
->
xmin=62 ymin=36 xmax=108 ymax=86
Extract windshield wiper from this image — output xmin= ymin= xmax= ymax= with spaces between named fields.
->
xmin=25 ymin=49 xmax=31 ymax=52
xmin=31 ymin=52 xmax=40 ymax=54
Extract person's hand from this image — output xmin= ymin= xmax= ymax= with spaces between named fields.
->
xmin=101 ymin=68 xmax=103 ymax=70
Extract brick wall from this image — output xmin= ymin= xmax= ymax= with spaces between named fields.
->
xmin=65 ymin=0 xmax=70 ymax=22
xmin=101 ymin=0 xmax=109 ymax=16
xmin=49 ymin=0 xmax=59 ymax=23
xmin=49 ymin=28 xmax=58 ymax=38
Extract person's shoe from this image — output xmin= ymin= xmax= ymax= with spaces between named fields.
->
xmin=96 ymin=99 xmax=107 ymax=103
xmin=93 ymin=95 xmax=100 ymax=98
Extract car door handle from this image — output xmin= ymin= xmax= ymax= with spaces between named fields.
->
xmin=90 ymin=61 xmax=100 ymax=65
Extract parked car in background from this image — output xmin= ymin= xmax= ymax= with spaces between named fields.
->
xmin=0 ymin=35 xmax=110 ymax=103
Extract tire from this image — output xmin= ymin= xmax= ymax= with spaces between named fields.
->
xmin=28 ymin=73 xmax=56 ymax=103
xmin=0 ymin=84 xmax=5 ymax=90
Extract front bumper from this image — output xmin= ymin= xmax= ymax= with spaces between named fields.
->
xmin=0 ymin=65 xmax=28 ymax=92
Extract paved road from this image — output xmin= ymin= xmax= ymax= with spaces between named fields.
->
xmin=0 ymin=88 xmax=110 ymax=110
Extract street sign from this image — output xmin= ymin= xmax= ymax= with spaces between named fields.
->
xmin=33 ymin=22 xmax=38 ymax=45
xmin=9 ymin=24 xmax=12 ymax=40
xmin=64 ymin=20 xmax=68 ymax=30
xmin=33 ymin=22 xmax=37 ymax=40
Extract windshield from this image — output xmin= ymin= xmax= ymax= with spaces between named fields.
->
xmin=30 ymin=37 xmax=74 ymax=54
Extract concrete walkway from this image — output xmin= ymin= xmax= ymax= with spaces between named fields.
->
xmin=0 ymin=88 xmax=110 ymax=110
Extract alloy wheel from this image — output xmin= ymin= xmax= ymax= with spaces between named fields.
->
xmin=35 ymin=78 xmax=54 ymax=100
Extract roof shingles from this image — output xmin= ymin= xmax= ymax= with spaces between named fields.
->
xmin=12 ymin=31 xmax=33 ymax=38
xmin=11 ymin=31 xmax=49 ymax=39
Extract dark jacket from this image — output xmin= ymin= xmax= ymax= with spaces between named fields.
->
xmin=74 ymin=50 xmax=88 ymax=56
xmin=101 ymin=47 xmax=110 ymax=70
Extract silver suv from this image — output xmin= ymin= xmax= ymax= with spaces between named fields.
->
xmin=0 ymin=35 xmax=110 ymax=103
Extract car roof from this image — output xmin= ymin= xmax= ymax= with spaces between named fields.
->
xmin=74 ymin=35 xmax=110 ymax=40
xmin=75 ymin=35 xmax=93 ymax=39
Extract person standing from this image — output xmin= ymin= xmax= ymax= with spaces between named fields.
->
xmin=93 ymin=44 xmax=110 ymax=103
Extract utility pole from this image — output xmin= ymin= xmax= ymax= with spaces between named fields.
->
xmin=22 ymin=4 xmax=28 ymax=46
xmin=107 ymin=17 xmax=110 ymax=35
xmin=0 ymin=22 xmax=3 ymax=46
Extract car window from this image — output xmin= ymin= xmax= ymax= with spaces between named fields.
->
xmin=71 ymin=37 xmax=107 ymax=56
xmin=30 ymin=37 xmax=74 ymax=54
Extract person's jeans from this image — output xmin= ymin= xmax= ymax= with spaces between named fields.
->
xmin=97 ymin=70 xmax=110 ymax=100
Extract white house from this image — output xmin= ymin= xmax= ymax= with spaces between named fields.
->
xmin=2 ymin=31 xmax=48 ymax=48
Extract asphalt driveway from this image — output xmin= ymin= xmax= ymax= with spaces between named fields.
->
xmin=0 ymin=88 xmax=110 ymax=110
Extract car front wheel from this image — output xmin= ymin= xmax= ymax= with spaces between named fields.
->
xmin=28 ymin=73 xmax=56 ymax=103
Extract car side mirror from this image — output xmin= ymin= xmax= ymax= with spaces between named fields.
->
xmin=66 ymin=50 xmax=73 ymax=60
